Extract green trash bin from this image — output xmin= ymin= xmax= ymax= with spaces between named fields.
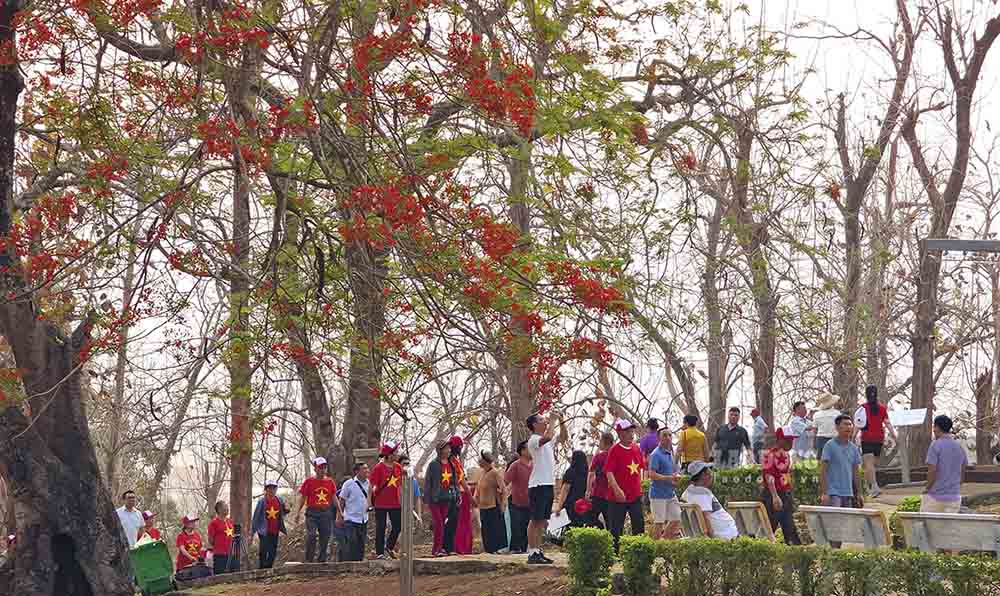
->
xmin=128 ymin=540 xmax=175 ymax=596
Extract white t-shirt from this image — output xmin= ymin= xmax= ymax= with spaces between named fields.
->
xmin=813 ymin=409 xmax=841 ymax=438
xmin=527 ymin=433 xmax=555 ymax=488
xmin=682 ymin=486 xmax=737 ymax=540
xmin=116 ymin=506 xmax=144 ymax=547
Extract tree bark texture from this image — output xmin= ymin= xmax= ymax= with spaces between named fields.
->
xmin=506 ymin=147 xmax=534 ymax=451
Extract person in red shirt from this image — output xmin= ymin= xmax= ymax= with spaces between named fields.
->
xmin=854 ymin=385 xmax=897 ymax=497
xmin=587 ymin=432 xmax=614 ymax=530
xmin=371 ymin=442 xmax=403 ymax=559
xmin=207 ymin=501 xmax=237 ymax=574
xmin=137 ymin=510 xmax=161 ymax=542
xmin=760 ymin=427 xmax=801 ymax=544
xmin=252 ymin=479 xmax=287 ymax=569
xmin=605 ymin=419 xmax=645 ymax=553
xmin=503 ymin=441 xmax=532 ymax=554
xmin=175 ymin=515 xmax=203 ymax=572
xmin=296 ymin=457 xmax=342 ymax=563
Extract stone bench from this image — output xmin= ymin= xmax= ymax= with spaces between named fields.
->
xmin=726 ymin=501 xmax=775 ymax=542
xmin=799 ymin=505 xmax=892 ymax=549
xmin=897 ymin=511 xmax=1000 ymax=554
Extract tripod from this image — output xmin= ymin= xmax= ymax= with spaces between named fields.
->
xmin=224 ymin=524 xmax=245 ymax=573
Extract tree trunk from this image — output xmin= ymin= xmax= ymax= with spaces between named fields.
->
xmin=703 ymin=200 xmax=727 ymax=440
xmin=506 ymin=146 xmax=535 ymax=451
xmin=975 ymin=369 xmax=995 ymax=465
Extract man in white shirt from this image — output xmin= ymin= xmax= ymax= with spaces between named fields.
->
xmin=337 ymin=462 xmax=371 ymax=561
xmin=680 ymin=461 xmax=737 ymax=541
xmin=789 ymin=401 xmax=816 ymax=461
xmin=525 ymin=411 xmax=567 ymax=565
xmin=750 ymin=408 xmax=767 ymax=463
xmin=116 ymin=490 xmax=144 ymax=548
xmin=812 ymin=393 xmax=841 ymax=457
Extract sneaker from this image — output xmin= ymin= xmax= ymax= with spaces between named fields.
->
xmin=870 ymin=487 xmax=882 ymax=498
xmin=527 ymin=551 xmax=551 ymax=565
xmin=540 ymin=552 xmax=554 ymax=564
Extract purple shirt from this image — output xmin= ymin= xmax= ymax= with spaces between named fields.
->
xmin=926 ymin=435 xmax=968 ymax=501
xmin=639 ymin=432 xmax=659 ymax=457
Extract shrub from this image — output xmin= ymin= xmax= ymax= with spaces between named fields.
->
xmin=620 ymin=535 xmax=657 ymax=596
xmin=668 ymin=462 xmax=823 ymax=506
xmin=889 ymin=495 xmax=922 ymax=540
xmin=564 ymin=527 xmax=615 ymax=596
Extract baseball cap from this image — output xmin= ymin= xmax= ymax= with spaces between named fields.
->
xmin=312 ymin=456 xmax=328 ymax=467
xmin=687 ymin=460 xmax=713 ymax=479
xmin=379 ymin=443 xmax=400 ymax=456
xmin=181 ymin=514 xmax=199 ymax=525
xmin=613 ymin=419 xmax=636 ymax=431
xmin=142 ymin=510 xmax=156 ymax=521
xmin=264 ymin=479 xmax=279 ymax=488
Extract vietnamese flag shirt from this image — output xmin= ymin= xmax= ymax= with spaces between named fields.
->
xmin=175 ymin=530 xmax=203 ymax=571
xmin=300 ymin=476 xmax=338 ymax=511
xmin=207 ymin=516 xmax=234 ymax=556
xmin=265 ymin=495 xmax=282 ymax=535
xmin=370 ymin=461 xmax=403 ymax=509
xmin=605 ymin=442 xmax=645 ymax=503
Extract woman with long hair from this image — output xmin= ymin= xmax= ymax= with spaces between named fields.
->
xmin=449 ymin=436 xmax=476 ymax=554
xmin=854 ymin=385 xmax=896 ymax=497
xmin=556 ymin=450 xmax=591 ymax=527
xmin=424 ymin=442 xmax=460 ymax=556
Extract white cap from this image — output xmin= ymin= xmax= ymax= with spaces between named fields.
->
xmin=312 ymin=456 xmax=327 ymax=466
xmin=264 ymin=479 xmax=279 ymax=487
xmin=613 ymin=419 xmax=636 ymax=431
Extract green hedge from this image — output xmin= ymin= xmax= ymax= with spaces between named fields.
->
xmin=612 ymin=537 xmax=1000 ymax=596
xmin=564 ymin=527 xmax=615 ymax=596
xmin=642 ymin=461 xmax=824 ymax=506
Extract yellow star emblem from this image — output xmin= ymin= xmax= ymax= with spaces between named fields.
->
xmin=387 ymin=475 xmax=399 ymax=488
xmin=225 ymin=525 xmax=234 ymax=537
xmin=627 ymin=461 xmax=640 ymax=475
xmin=186 ymin=543 xmax=199 ymax=555
xmin=315 ymin=488 xmax=329 ymax=504
xmin=441 ymin=470 xmax=452 ymax=486
xmin=266 ymin=507 xmax=279 ymax=520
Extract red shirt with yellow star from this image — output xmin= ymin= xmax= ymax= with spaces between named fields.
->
xmin=762 ymin=447 xmax=793 ymax=493
xmin=370 ymin=461 xmax=403 ymax=509
xmin=300 ymin=476 xmax=338 ymax=510
xmin=264 ymin=495 xmax=281 ymax=535
xmin=605 ymin=442 xmax=645 ymax=503
xmin=207 ymin=516 xmax=235 ymax=556
xmin=175 ymin=530 xmax=203 ymax=571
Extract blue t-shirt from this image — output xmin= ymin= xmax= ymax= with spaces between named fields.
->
xmin=648 ymin=446 xmax=676 ymax=499
xmin=412 ymin=477 xmax=422 ymax=499
xmin=821 ymin=439 xmax=862 ymax=497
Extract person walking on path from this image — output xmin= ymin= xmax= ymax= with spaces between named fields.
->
xmin=526 ymin=411 xmax=567 ymax=564
xmin=425 ymin=442 xmax=461 ymax=556
xmin=296 ymin=456 xmax=342 ymax=563
xmin=789 ymin=402 xmax=817 ymax=461
xmin=681 ymin=462 xmax=738 ymax=540
xmin=812 ymin=393 xmax=841 ymax=457
xmin=370 ymin=443 xmax=403 ymax=559
xmin=116 ymin=490 xmax=144 ymax=549
xmin=605 ymin=419 xmax=646 ymax=553
xmin=820 ymin=415 xmax=864 ymax=548
xmin=751 ymin=409 xmax=768 ymax=464
xmin=556 ymin=450 xmax=590 ymax=528
xmin=638 ymin=418 xmax=661 ymax=463
xmin=648 ymin=429 xmax=682 ymax=539
xmin=760 ymin=427 xmax=801 ymax=544
xmin=714 ymin=407 xmax=752 ymax=468
xmin=477 ymin=451 xmax=509 ymax=553
xmin=337 ymin=462 xmax=371 ymax=561
xmin=676 ymin=415 xmax=707 ymax=472
xmin=921 ymin=415 xmax=968 ymax=513
xmin=448 ymin=436 xmax=476 ymax=554
xmin=504 ymin=441 xmax=532 ymax=554
xmin=853 ymin=385 xmax=896 ymax=497
xmin=175 ymin=515 xmax=203 ymax=572
xmin=587 ymin=432 xmax=614 ymax=530
xmin=137 ymin=511 xmax=161 ymax=542
xmin=252 ymin=480 xmax=287 ymax=569
xmin=207 ymin=501 xmax=238 ymax=574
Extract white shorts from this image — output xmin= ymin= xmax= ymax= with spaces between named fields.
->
xmin=920 ymin=494 xmax=961 ymax=513
xmin=651 ymin=497 xmax=681 ymax=523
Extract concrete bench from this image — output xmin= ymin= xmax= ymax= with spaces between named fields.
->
xmin=897 ymin=511 xmax=1000 ymax=554
xmin=726 ymin=501 xmax=775 ymax=542
xmin=679 ymin=502 xmax=710 ymax=538
xmin=799 ymin=505 xmax=892 ymax=549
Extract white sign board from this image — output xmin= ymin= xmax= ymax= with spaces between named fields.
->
xmin=889 ymin=408 xmax=927 ymax=428
xmin=548 ymin=509 xmax=570 ymax=532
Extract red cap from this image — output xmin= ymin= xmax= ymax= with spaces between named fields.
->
xmin=448 ymin=435 xmax=464 ymax=449
xmin=751 ymin=408 xmax=760 ymax=417
xmin=775 ymin=427 xmax=790 ymax=442
xmin=574 ymin=498 xmax=593 ymax=515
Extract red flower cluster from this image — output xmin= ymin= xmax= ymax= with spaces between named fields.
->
xmin=546 ymin=261 xmax=625 ymax=315
xmin=528 ymin=337 xmax=613 ymax=406
xmin=477 ymin=218 xmax=520 ymax=260
xmin=266 ymin=98 xmax=317 ymax=142
xmin=270 ymin=342 xmax=328 ymax=367
xmin=447 ymin=33 xmax=536 ymax=136
xmin=338 ymin=182 xmax=427 ymax=246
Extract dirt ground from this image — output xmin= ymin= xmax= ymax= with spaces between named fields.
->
xmin=188 ymin=568 xmax=566 ymax=596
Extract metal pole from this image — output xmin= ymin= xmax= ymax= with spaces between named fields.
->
xmin=400 ymin=468 xmax=414 ymax=596
xmin=901 ymin=427 xmax=911 ymax=484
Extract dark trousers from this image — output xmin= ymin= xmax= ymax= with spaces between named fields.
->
xmin=752 ymin=442 xmax=764 ymax=464
xmin=591 ymin=496 xmax=609 ymax=530
xmin=607 ymin=498 xmax=644 ymax=553
xmin=479 ymin=506 xmax=509 ymax=553
xmin=508 ymin=500 xmax=530 ymax=552
xmin=761 ymin=490 xmax=801 ymax=545
xmin=343 ymin=521 xmax=368 ymax=561
xmin=213 ymin=554 xmax=239 ymax=575
xmin=258 ymin=533 xmax=279 ymax=568
xmin=374 ymin=508 xmax=401 ymax=556
xmin=304 ymin=509 xmax=333 ymax=562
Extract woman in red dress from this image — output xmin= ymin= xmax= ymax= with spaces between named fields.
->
xmin=448 ymin=436 xmax=476 ymax=554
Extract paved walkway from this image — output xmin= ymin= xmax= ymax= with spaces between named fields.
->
xmin=427 ymin=551 xmax=569 ymax=567
xmin=869 ymin=482 xmax=1000 ymax=509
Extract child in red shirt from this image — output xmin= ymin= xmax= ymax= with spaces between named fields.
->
xmin=175 ymin=516 xmax=203 ymax=571
xmin=207 ymin=501 xmax=238 ymax=574
xmin=371 ymin=443 xmax=403 ymax=559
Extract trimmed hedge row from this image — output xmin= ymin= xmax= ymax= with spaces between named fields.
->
xmin=617 ymin=536 xmax=1000 ymax=596
xmin=641 ymin=461 xmax=824 ymax=506
xmin=565 ymin=527 xmax=615 ymax=596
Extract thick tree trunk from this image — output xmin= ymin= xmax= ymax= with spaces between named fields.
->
xmin=703 ymin=200 xmax=727 ymax=440
xmin=506 ymin=147 xmax=534 ymax=451
xmin=975 ymin=369 xmax=995 ymax=465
